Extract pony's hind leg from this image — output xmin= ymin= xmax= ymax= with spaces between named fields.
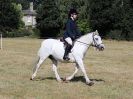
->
xmin=31 ymin=57 xmax=43 ymax=80
xmin=50 ymin=57 xmax=62 ymax=82
xmin=31 ymin=55 xmax=49 ymax=80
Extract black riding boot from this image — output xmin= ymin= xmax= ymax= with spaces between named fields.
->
xmin=63 ymin=44 xmax=72 ymax=61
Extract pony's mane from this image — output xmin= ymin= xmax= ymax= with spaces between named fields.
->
xmin=77 ymin=32 xmax=94 ymax=40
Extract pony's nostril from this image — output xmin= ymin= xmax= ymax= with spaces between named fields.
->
xmin=101 ymin=46 xmax=104 ymax=50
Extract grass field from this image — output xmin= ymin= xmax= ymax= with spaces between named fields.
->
xmin=0 ymin=38 xmax=133 ymax=99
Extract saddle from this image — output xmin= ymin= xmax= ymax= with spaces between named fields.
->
xmin=60 ymin=37 xmax=67 ymax=46
xmin=60 ymin=37 xmax=74 ymax=48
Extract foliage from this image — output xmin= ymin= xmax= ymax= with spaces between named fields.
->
xmin=14 ymin=0 xmax=42 ymax=10
xmin=89 ymin=0 xmax=133 ymax=40
xmin=3 ymin=28 xmax=33 ymax=37
xmin=120 ymin=0 xmax=133 ymax=40
xmin=30 ymin=28 xmax=40 ymax=38
xmin=36 ymin=0 xmax=61 ymax=37
xmin=106 ymin=30 xmax=123 ymax=40
xmin=77 ymin=19 xmax=91 ymax=34
xmin=0 ymin=0 xmax=24 ymax=36
xmin=89 ymin=0 xmax=114 ymax=36
xmin=58 ymin=0 xmax=91 ymax=35
xmin=13 ymin=0 xmax=29 ymax=9
xmin=0 ymin=0 xmax=133 ymax=40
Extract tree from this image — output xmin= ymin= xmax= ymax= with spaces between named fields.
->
xmin=58 ymin=0 xmax=91 ymax=35
xmin=120 ymin=0 xmax=133 ymax=40
xmin=36 ymin=0 xmax=61 ymax=37
xmin=89 ymin=0 xmax=114 ymax=37
xmin=89 ymin=0 xmax=133 ymax=40
xmin=13 ymin=0 xmax=29 ymax=10
xmin=0 ymin=0 xmax=23 ymax=36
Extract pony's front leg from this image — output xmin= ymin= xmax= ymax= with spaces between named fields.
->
xmin=76 ymin=57 xmax=94 ymax=86
xmin=65 ymin=63 xmax=79 ymax=81
xmin=52 ymin=60 xmax=62 ymax=82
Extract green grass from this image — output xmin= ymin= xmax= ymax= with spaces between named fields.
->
xmin=0 ymin=38 xmax=133 ymax=99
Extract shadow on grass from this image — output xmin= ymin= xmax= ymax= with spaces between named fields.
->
xmin=71 ymin=76 xmax=105 ymax=83
xmin=33 ymin=76 xmax=56 ymax=81
xmin=33 ymin=76 xmax=105 ymax=84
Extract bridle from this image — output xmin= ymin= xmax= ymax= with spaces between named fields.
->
xmin=76 ymin=32 xmax=101 ymax=48
xmin=92 ymin=33 xmax=102 ymax=48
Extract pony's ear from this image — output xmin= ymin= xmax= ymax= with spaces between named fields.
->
xmin=95 ymin=30 xmax=99 ymax=35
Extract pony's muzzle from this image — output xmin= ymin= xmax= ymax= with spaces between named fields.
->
xmin=98 ymin=44 xmax=105 ymax=51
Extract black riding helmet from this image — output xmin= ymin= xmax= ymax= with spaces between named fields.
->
xmin=68 ymin=8 xmax=78 ymax=18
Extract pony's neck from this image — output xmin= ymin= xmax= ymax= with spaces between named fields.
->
xmin=78 ymin=32 xmax=93 ymax=45
xmin=73 ymin=32 xmax=94 ymax=59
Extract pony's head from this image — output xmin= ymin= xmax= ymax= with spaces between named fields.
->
xmin=92 ymin=30 xmax=105 ymax=51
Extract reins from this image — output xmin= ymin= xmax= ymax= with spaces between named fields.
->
xmin=75 ymin=32 xmax=98 ymax=47
xmin=76 ymin=40 xmax=90 ymax=46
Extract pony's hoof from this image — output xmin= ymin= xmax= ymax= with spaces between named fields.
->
xmin=30 ymin=78 xmax=33 ymax=80
xmin=62 ymin=77 xmax=66 ymax=81
xmin=86 ymin=81 xmax=94 ymax=86
xmin=62 ymin=77 xmax=70 ymax=83
xmin=30 ymin=77 xmax=35 ymax=80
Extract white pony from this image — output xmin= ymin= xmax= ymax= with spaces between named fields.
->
xmin=31 ymin=30 xmax=105 ymax=86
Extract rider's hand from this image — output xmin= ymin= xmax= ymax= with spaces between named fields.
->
xmin=71 ymin=36 xmax=75 ymax=41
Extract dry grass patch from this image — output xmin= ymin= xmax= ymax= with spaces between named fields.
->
xmin=0 ymin=38 xmax=133 ymax=99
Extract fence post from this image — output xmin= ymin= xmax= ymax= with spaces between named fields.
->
xmin=0 ymin=34 xmax=2 ymax=50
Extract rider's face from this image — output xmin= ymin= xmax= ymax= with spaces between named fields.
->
xmin=71 ymin=13 xmax=78 ymax=20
